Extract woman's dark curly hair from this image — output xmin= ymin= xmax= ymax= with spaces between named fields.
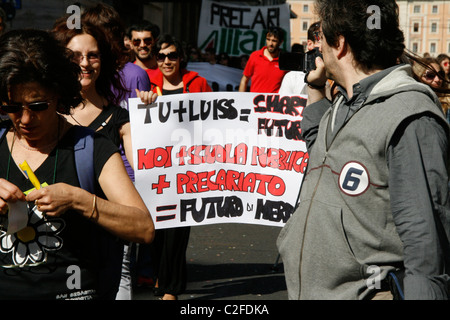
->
xmin=0 ymin=29 xmax=82 ymax=114
xmin=316 ymin=0 xmax=405 ymax=71
xmin=52 ymin=16 xmax=126 ymax=106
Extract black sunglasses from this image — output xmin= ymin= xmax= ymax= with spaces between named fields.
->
xmin=424 ymin=70 xmax=445 ymax=81
xmin=1 ymin=101 xmax=50 ymax=113
xmin=156 ymin=52 xmax=179 ymax=62
xmin=132 ymin=37 xmax=153 ymax=47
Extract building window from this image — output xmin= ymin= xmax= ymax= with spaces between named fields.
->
xmin=303 ymin=4 xmax=308 ymax=13
xmin=412 ymin=42 xmax=418 ymax=53
xmin=302 ymin=21 xmax=308 ymax=31
xmin=430 ymin=43 xmax=436 ymax=54
xmin=432 ymin=5 xmax=438 ymax=14
xmin=413 ymin=22 xmax=420 ymax=33
xmin=413 ymin=5 xmax=420 ymax=13
xmin=431 ymin=22 xmax=438 ymax=33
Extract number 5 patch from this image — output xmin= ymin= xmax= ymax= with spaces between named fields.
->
xmin=338 ymin=162 xmax=370 ymax=196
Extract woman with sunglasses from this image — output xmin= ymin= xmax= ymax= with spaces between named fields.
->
xmin=412 ymin=56 xmax=450 ymax=123
xmin=413 ymin=57 xmax=445 ymax=89
xmin=0 ymin=29 xmax=154 ymax=299
xmin=144 ymin=34 xmax=211 ymax=301
xmin=149 ymin=34 xmax=212 ymax=95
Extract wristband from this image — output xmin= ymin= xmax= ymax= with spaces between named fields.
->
xmin=304 ymin=72 xmax=326 ymax=89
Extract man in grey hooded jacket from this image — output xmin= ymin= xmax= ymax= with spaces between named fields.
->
xmin=277 ymin=0 xmax=450 ymax=300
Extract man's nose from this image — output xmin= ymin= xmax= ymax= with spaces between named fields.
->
xmin=20 ymin=108 xmax=34 ymax=124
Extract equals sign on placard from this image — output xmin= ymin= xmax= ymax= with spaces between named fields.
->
xmin=155 ymin=205 xmax=177 ymax=222
xmin=240 ymin=109 xmax=251 ymax=122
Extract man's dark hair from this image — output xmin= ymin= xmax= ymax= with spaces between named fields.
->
xmin=315 ymin=0 xmax=405 ymax=70
xmin=127 ymin=20 xmax=160 ymax=40
xmin=0 ymin=29 xmax=82 ymax=114
xmin=266 ymin=26 xmax=285 ymax=43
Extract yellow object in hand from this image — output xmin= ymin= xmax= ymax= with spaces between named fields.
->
xmin=19 ymin=161 xmax=41 ymax=190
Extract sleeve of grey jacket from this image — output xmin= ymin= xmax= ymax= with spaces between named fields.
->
xmin=387 ymin=114 xmax=450 ymax=300
xmin=300 ymin=98 xmax=331 ymax=152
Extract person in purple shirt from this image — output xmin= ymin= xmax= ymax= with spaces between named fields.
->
xmin=116 ymin=62 xmax=151 ymax=182
xmin=118 ymin=61 xmax=151 ymax=111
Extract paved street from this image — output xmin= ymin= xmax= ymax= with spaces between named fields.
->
xmin=133 ymin=223 xmax=288 ymax=300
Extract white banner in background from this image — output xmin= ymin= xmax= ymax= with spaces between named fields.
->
xmin=129 ymin=92 xmax=308 ymax=229
xmin=187 ymin=62 xmax=243 ymax=92
xmin=198 ymin=0 xmax=291 ymax=57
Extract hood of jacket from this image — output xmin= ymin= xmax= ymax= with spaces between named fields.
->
xmin=367 ymin=64 xmax=443 ymax=114
xmin=150 ymin=69 xmax=201 ymax=92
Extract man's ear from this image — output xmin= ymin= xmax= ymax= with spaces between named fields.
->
xmin=335 ymin=35 xmax=347 ymax=59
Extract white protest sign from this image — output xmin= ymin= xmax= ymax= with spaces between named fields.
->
xmin=129 ymin=92 xmax=308 ymax=229
xmin=198 ymin=0 xmax=291 ymax=56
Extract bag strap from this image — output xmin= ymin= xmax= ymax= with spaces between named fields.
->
xmin=72 ymin=126 xmax=95 ymax=193
xmin=88 ymin=105 xmax=115 ymax=131
xmin=0 ymin=126 xmax=6 ymax=139
xmin=1 ymin=124 xmax=95 ymax=193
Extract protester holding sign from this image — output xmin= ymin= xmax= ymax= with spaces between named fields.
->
xmin=147 ymin=34 xmax=211 ymax=300
xmin=149 ymin=35 xmax=212 ymax=95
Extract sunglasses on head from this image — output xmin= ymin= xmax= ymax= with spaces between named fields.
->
xmin=132 ymin=38 xmax=153 ymax=47
xmin=1 ymin=101 xmax=50 ymax=113
xmin=424 ymin=70 xmax=445 ymax=81
xmin=156 ymin=52 xmax=179 ymax=62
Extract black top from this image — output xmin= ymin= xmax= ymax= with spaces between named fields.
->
xmin=87 ymin=103 xmax=130 ymax=148
xmin=0 ymin=123 xmax=121 ymax=300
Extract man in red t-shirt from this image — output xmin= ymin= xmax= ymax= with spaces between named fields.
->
xmin=239 ymin=27 xmax=288 ymax=93
xmin=128 ymin=20 xmax=161 ymax=80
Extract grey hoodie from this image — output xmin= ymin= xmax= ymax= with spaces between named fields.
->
xmin=277 ymin=64 xmax=449 ymax=299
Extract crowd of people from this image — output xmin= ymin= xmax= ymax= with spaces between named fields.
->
xmin=0 ymin=0 xmax=449 ymax=301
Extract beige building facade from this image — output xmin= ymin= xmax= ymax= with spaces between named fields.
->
xmin=287 ymin=0 xmax=450 ymax=57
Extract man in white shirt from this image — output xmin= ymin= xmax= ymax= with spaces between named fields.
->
xmin=279 ymin=22 xmax=321 ymax=95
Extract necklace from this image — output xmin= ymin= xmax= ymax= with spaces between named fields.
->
xmin=15 ymin=136 xmax=59 ymax=152
xmin=6 ymin=117 xmax=61 ymax=184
